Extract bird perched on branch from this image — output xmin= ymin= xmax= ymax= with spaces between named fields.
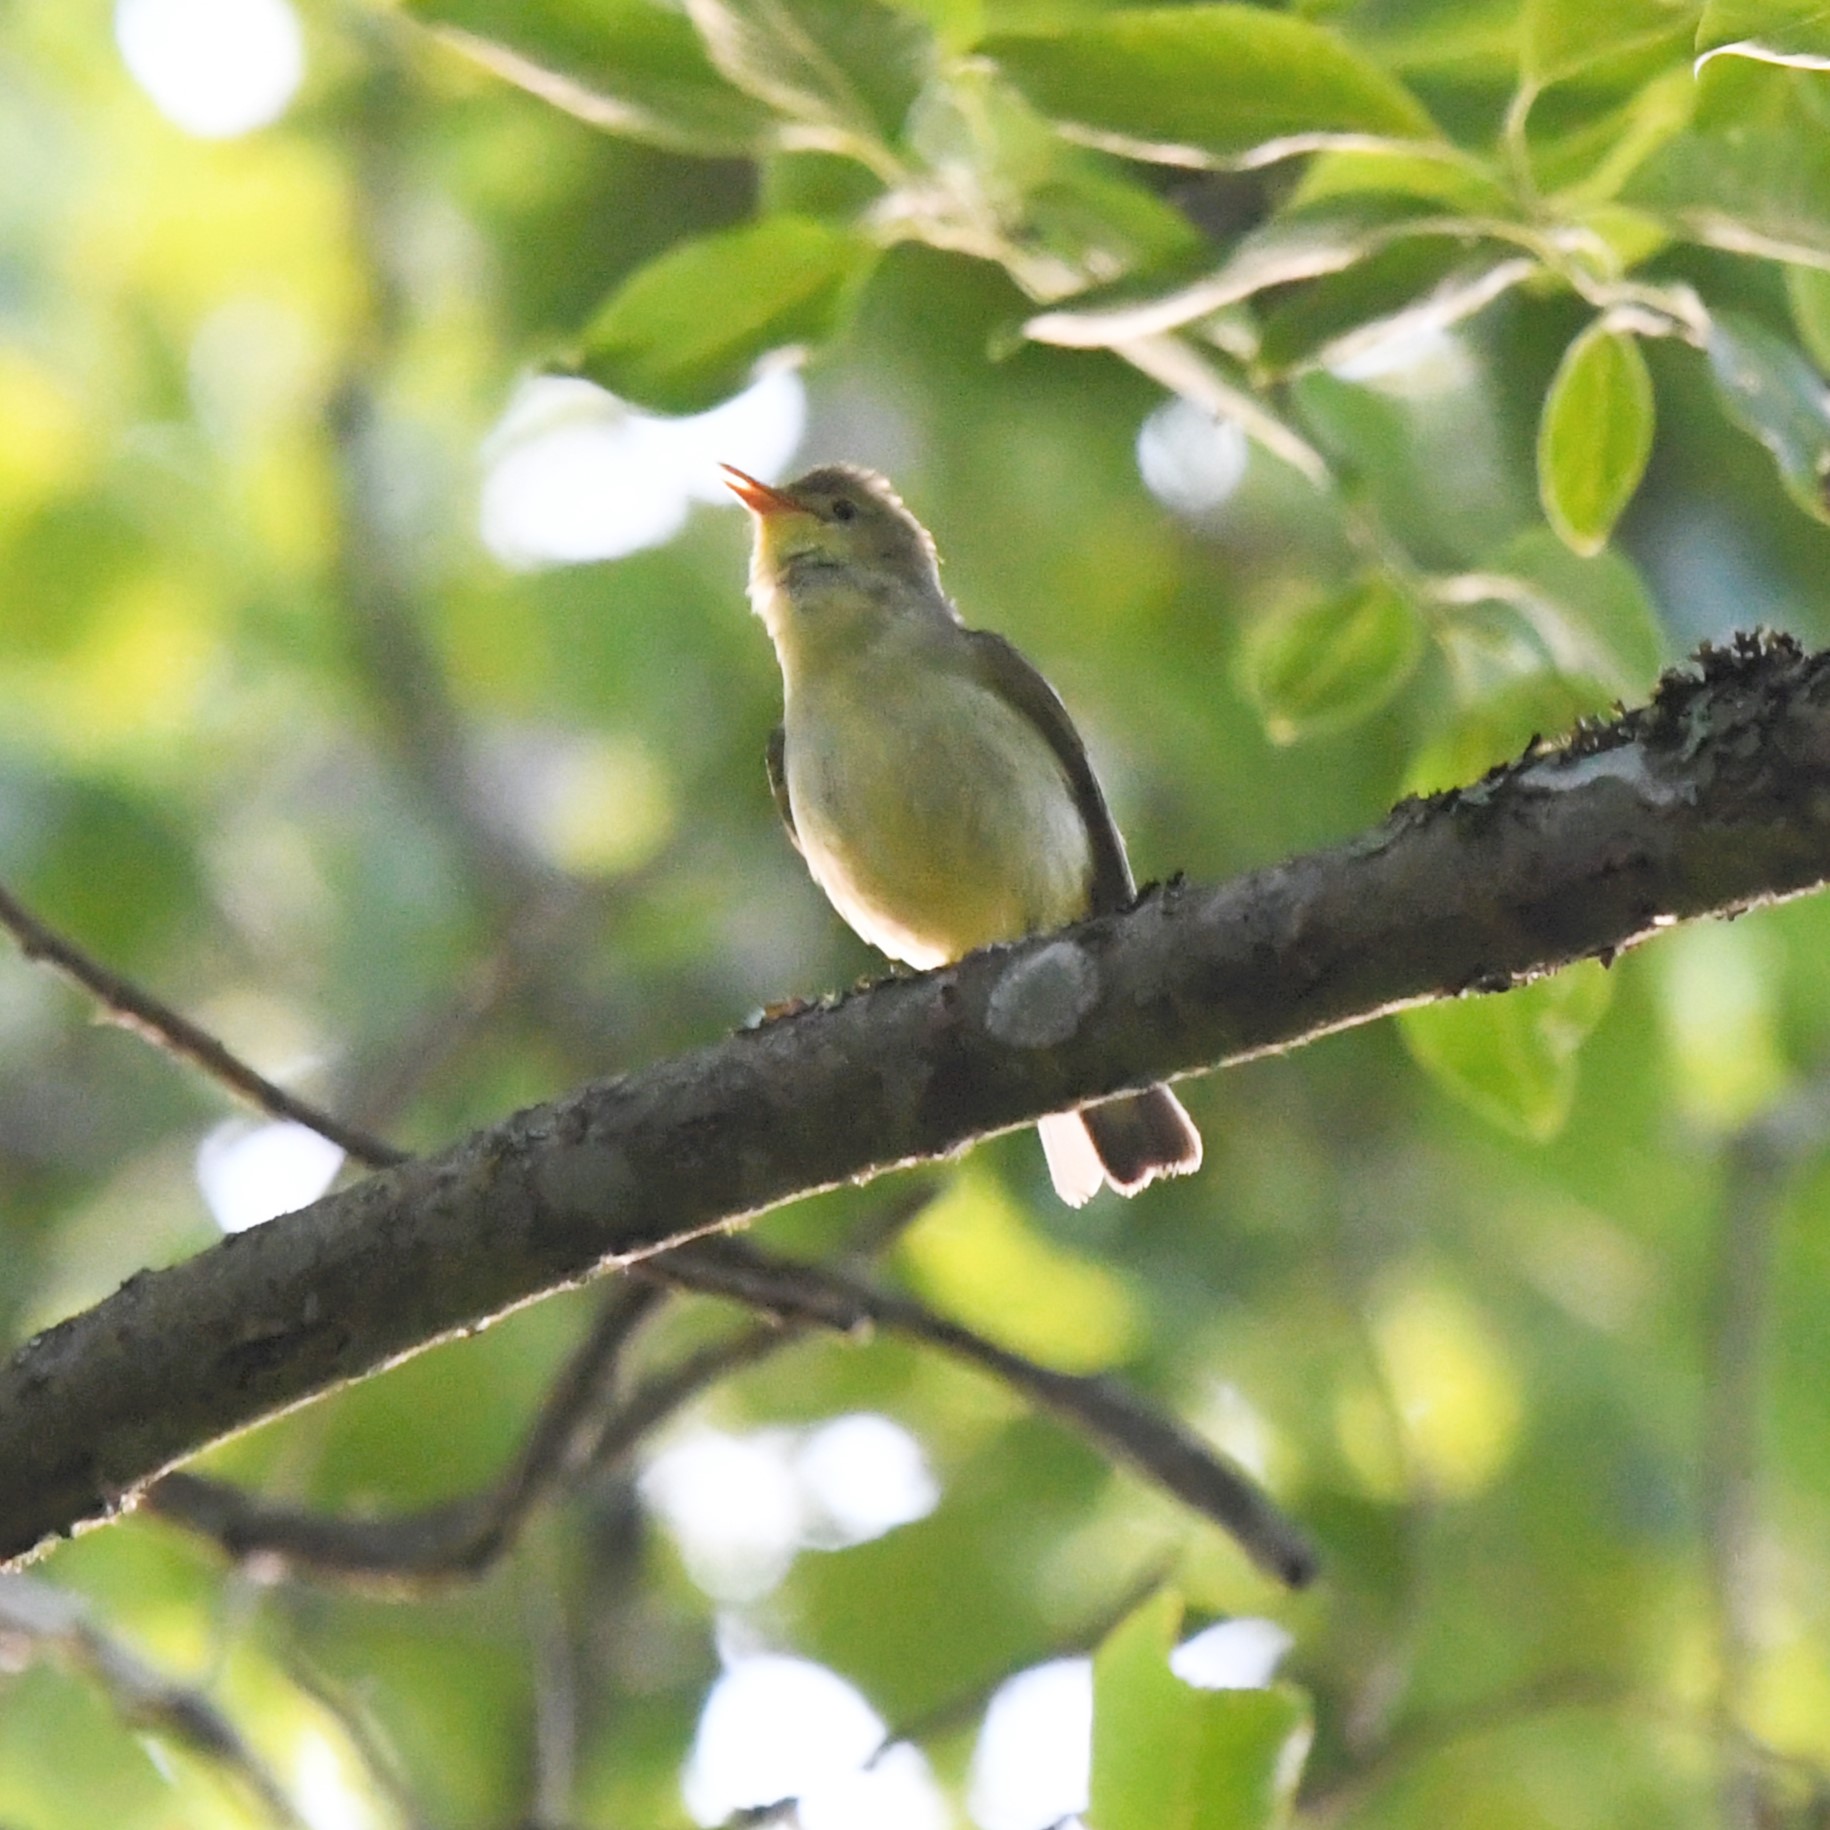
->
xmin=723 ymin=461 xmax=1200 ymax=1206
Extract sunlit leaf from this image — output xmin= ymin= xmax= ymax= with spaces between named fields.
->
xmin=981 ymin=6 xmax=1437 ymax=169
xmin=1696 ymin=0 xmax=1830 ymax=69
xmin=1237 ymin=578 xmax=1424 ymax=745
xmin=1787 ymin=261 xmax=1830 ymax=368
xmin=1093 ymin=1589 xmax=1193 ymax=1830
xmin=683 ymin=0 xmax=932 ymax=148
xmin=1522 ymin=0 xmax=1698 ymax=83
xmin=1627 ymin=63 xmax=1830 ymax=265
xmin=576 ymin=216 xmax=877 ymax=413
xmin=1705 ymin=307 xmax=1830 ymax=521
xmin=1537 ymin=322 xmax=1656 ymax=554
xmin=899 ymin=1169 xmax=1141 ymax=1372
xmin=1440 ymin=531 xmax=1664 ymax=700
xmin=1566 ymin=202 xmax=1673 ymax=270
xmin=1186 ymin=1688 xmax=1313 ymax=1830
xmin=1026 ymin=198 xmax=1482 ymax=350
xmin=1292 ymin=145 xmax=1514 ymax=214
xmin=1400 ymin=962 xmax=1614 ymax=1140
xmin=1260 ymin=242 xmax=1537 ymax=376
xmin=1092 ymin=1590 xmax=1313 ymax=1830
xmin=401 ymin=0 xmax=774 ymax=154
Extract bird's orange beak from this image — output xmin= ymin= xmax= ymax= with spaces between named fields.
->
xmin=720 ymin=464 xmax=804 ymax=518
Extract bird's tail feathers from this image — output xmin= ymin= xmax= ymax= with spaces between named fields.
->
xmin=1039 ymin=1087 xmax=1202 ymax=1207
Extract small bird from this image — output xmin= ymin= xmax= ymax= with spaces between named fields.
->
xmin=723 ymin=461 xmax=1201 ymax=1206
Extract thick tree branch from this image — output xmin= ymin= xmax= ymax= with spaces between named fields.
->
xmin=6 ymin=634 xmax=1830 ymax=1565
xmin=146 ymin=1202 xmax=1312 ymax=1589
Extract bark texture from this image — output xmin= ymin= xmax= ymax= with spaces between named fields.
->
xmin=4 ymin=633 xmax=1829 ymax=1563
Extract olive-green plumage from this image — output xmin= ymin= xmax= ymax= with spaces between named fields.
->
xmin=726 ymin=461 xmax=1200 ymax=1205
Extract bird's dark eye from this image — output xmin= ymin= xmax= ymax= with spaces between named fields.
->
xmin=830 ymin=498 xmax=857 ymax=523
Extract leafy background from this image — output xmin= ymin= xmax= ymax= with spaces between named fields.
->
xmin=5 ymin=0 xmax=1830 ymax=1825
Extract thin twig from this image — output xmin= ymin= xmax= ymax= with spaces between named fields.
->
xmin=280 ymin=1648 xmax=437 ymax=1830
xmin=638 ymin=1238 xmax=1317 ymax=1587
xmin=12 ymin=636 xmax=1830 ymax=1562
xmin=146 ymin=1282 xmax=665 ymax=1588
xmin=523 ymin=1550 xmax=581 ymax=1830
xmin=0 ymin=879 xmax=403 ymax=1169
xmin=147 ymin=1187 xmax=942 ymax=1586
xmin=0 ymin=1573 xmax=308 ymax=1829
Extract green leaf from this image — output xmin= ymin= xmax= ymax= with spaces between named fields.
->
xmin=1697 ymin=0 xmax=1830 ymax=69
xmin=1705 ymin=308 xmax=1830 ymax=521
xmin=1400 ymin=962 xmax=1614 ymax=1140
xmin=1292 ymin=145 xmax=1515 ymax=214
xmin=1626 ymin=64 xmax=1830 ymax=266
xmin=1237 ymin=577 xmax=1424 ymax=745
xmin=400 ymin=0 xmax=774 ymax=155
xmin=576 ymin=216 xmax=876 ymax=413
xmin=1187 ymin=1688 xmax=1313 ymax=1830
xmin=683 ymin=0 xmax=932 ymax=148
xmin=1093 ymin=1590 xmax=1194 ymax=1830
xmin=1530 ymin=66 xmax=1698 ymax=205
xmin=1523 ymin=0 xmax=1698 ymax=84
xmin=1786 ymin=261 xmax=1830 ymax=368
xmin=1444 ymin=531 xmax=1664 ymax=699
xmin=1091 ymin=1592 xmax=1313 ymax=1830
xmin=1025 ymin=197 xmax=1474 ymax=349
xmin=1537 ymin=323 xmax=1656 ymax=554
xmin=1263 ymin=245 xmax=1538 ymax=378
xmin=981 ymin=6 xmax=1437 ymax=169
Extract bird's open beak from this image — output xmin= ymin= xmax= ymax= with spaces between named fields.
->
xmin=720 ymin=464 xmax=804 ymax=518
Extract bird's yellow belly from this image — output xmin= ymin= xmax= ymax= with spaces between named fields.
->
xmin=786 ymin=674 xmax=1093 ymax=970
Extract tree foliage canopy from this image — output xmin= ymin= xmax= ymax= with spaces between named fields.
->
xmin=6 ymin=1 xmax=1830 ymax=1827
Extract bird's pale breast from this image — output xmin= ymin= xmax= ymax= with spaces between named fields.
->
xmin=785 ymin=662 xmax=1093 ymax=970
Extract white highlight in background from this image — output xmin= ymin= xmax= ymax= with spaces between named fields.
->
xmin=682 ymin=1655 xmax=889 ymax=1825
xmin=197 ymin=1118 xmax=344 ymax=1234
xmin=1171 ymin=1617 xmax=1294 ymax=1690
xmin=640 ymin=1415 xmax=937 ymax=1601
xmin=640 ymin=1428 xmax=805 ymax=1603
xmin=1137 ymin=397 xmax=1249 ymax=517
xmin=968 ymin=1659 xmax=1093 ymax=1830
xmin=116 ymin=0 xmax=305 ymax=139
xmin=480 ymin=370 xmax=805 ymax=569
xmin=799 ymin=1742 xmax=949 ymax=1830
xmin=795 ymin=1412 xmax=940 ymax=1549
xmin=294 ymin=1727 xmax=381 ymax=1830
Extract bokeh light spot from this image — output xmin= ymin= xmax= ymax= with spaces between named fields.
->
xmin=116 ymin=0 xmax=305 ymax=139
xmin=795 ymin=1413 xmax=939 ymax=1549
xmin=479 ymin=371 xmax=804 ymax=570
xmin=1171 ymin=1617 xmax=1293 ymax=1690
xmin=197 ymin=1118 xmax=344 ymax=1234
xmin=1136 ymin=397 xmax=1249 ymax=517
xmin=683 ymin=1655 xmax=885 ymax=1826
xmin=968 ymin=1658 xmax=1091 ymax=1830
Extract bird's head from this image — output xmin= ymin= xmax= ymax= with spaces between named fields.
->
xmin=721 ymin=463 xmax=944 ymax=612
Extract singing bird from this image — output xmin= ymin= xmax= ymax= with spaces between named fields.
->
xmin=723 ymin=461 xmax=1201 ymax=1206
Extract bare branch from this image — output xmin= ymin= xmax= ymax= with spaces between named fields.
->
xmin=7 ymin=635 xmax=1830 ymax=1565
xmin=644 ymin=1239 xmax=1316 ymax=1585
xmin=143 ymin=1186 xmax=939 ymax=1586
xmin=145 ymin=1281 xmax=665 ymax=1588
xmin=0 ymin=879 xmax=403 ymax=1170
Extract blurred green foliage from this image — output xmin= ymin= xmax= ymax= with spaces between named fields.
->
xmin=6 ymin=0 xmax=1830 ymax=1826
